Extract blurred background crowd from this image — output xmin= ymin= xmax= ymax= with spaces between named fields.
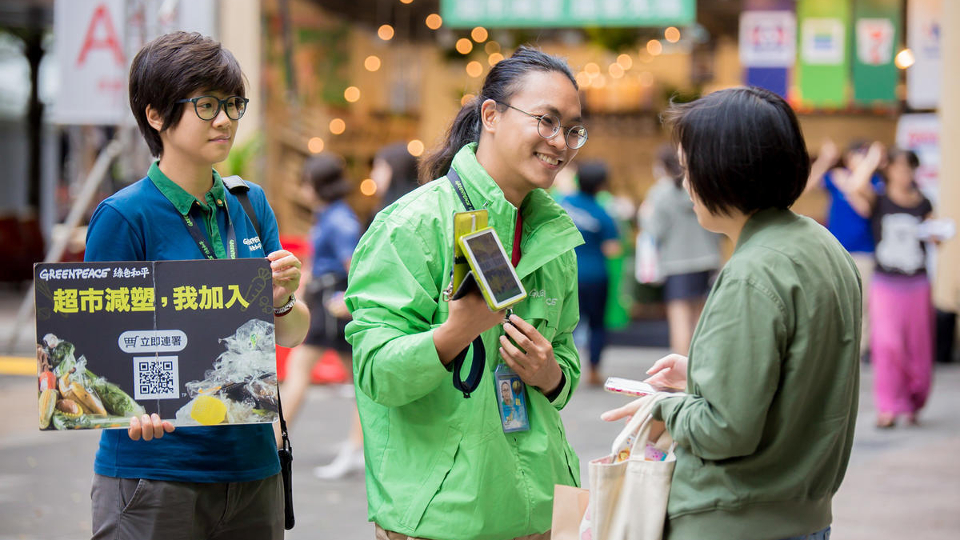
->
xmin=1 ymin=1 xmax=959 ymax=538
xmin=1 ymin=0 xmax=955 ymax=371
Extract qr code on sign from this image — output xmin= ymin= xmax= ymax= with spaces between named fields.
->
xmin=133 ymin=356 xmax=180 ymax=400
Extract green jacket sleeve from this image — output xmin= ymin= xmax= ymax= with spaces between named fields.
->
xmin=545 ymin=251 xmax=581 ymax=410
xmin=654 ymin=278 xmax=786 ymax=461
xmin=345 ymin=219 xmax=450 ymax=408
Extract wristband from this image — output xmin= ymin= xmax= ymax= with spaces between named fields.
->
xmin=542 ymin=372 xmax=566 ymax=402
xmin=274 ymin=294 xmax=296 ymax=317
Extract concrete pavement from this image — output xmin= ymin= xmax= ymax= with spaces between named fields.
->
xmin=1 ymin=343 xmax=959 ymax=539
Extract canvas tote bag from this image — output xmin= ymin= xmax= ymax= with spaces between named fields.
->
xmin=588 ymin=393 xmax=677 ymax=540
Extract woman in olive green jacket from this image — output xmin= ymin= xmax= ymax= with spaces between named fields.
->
xmin=344 ymin=47 xmax=589 ymax=540
xmin=605 ymin=88 xmax=861 ymax=540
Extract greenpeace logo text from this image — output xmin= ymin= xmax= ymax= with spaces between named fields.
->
xmin=528 ymin=289 xmax=558 ymax=306
xmin=243 ymin=236 xmax=263 ymax=252
xmin=38 ymin=268 xmax=110 ymax=281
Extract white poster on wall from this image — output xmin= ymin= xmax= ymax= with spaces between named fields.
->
xmin=800 ymin=18 xmax=845 ymax=65
xmin=896 ymin=113 xmax=940 ymax=203
xmin=856 ymin=18 xmax=895 ymax=66
xmin=54 ymin=0 xmax=129 ymax=124
xmin=53 ymin=0 xmax=217 ymax=125
xmin=739 ymin=10 xmax=797 ymax=68
xmin=906 ymin=0 xmax=941 ymax=110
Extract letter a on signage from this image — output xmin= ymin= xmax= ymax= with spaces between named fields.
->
xmin=77 ymin=4 xmax=125 ymax=66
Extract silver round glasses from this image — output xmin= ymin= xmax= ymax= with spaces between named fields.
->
xmin=176 ymin=95 xmax=250 ymax=121
xmin=500 ymin=102 xmax=588 ymax=149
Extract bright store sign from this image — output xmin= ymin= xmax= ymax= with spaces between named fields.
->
xmin=440 ymin=0 xmax=695 ymax=28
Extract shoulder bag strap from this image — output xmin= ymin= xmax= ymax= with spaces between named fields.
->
xmin=223 ymin=175 xmax=262 ymax=239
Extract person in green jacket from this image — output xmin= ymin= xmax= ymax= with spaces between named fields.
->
xmin=344 ymin=46 xmax=588 ymax=540
xmin=604 ymin=87 xmax=861 ymax=540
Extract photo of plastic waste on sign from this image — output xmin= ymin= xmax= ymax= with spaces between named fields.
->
xmin=175 ymin=319 xmax=279 ymax=426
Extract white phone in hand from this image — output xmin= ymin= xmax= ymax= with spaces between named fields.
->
xmin=603 ymin=377 xmax=686 ymax=397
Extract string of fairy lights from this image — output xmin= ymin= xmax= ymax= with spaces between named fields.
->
xmin=303 ymin=1 xmax=688 ymax=197
xmin=304 ymin=2 xmax=446 ymax=197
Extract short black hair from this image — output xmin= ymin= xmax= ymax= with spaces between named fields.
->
xmin=888 ymin=147 xmax=920 ymax=169
xmin=663 ymin=87 xmax=810 ymax=216
xmin=129 ymin=32 xmax=246 ymax=157
xmin=577 ymin=161 xmax=608 ymax=196
xmin=655 ymin=143 xmax=683 ymax=187
xmin=304 ymin=153 xmax=351 ymax=202
xmin=846 ymin=139 xmax=869 ymax=154
xmin=377 ymin=142 xmax=419 ymax=184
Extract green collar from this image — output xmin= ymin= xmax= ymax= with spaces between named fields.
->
xmin=148 ymin=161 xmax=226 ymax=215
xmin=450 ymin=143 xmax=509 ymax=211
xmin=450 ymin=142 xmax=570 ymax=224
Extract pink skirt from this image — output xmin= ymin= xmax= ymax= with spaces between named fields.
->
xmin=869 ymin=272 xmax=934 ymax=415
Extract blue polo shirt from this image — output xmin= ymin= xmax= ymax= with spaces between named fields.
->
xmin=560 ymin=192 xmax=619 ymax=283
xmin=84 ymin=163 xmax=282 ymax=483
xmin=310 ymin=199 xmax=361 ymax=280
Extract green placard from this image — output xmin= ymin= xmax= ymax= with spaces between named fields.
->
xmin=852 ymin=0 xmax=900 ymax=104
xmin=797 ymin=0 xmax=850 ymax=109
xmin=440 ymin=0 xmax=695 ymax=28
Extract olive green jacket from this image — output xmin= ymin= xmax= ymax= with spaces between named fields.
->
xmin=654 ymin=208 xmax=862 ymax=540
xmin=345 ymin=144 xmax=584 ymax=540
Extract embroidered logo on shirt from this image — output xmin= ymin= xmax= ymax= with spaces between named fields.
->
xmin=529 ymin=289 xmax=558 ymax=306
xmin=243 ymin=236 xmax=263 ymax=253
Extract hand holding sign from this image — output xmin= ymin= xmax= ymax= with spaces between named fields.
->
xmin=268 ymin=250 xmax=302 ymax=307
xmin=128 ymin=413 xmax=175 ymax=441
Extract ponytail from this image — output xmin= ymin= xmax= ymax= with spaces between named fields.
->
xmin=421 ymin=100 xmax=482 ymax=183
xmin=420 ymin=45 xmax=578 ymax=183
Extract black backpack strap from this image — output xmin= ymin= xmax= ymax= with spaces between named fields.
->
xmin=223 ymin=175 xmax=262 ymax=239
xmin=224 ymin=174 xmax=292 ymax=527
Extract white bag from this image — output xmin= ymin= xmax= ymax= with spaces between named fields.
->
xmin=588 ymin=394 xmax=676 ymax=540
xmin=634 ymin=231 xmax=664 ymax=285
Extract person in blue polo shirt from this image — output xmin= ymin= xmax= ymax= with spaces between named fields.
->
xmin=560 ymin=161 xmax=621 ymax=386
xmin=84 ymin=32 xmax=308 ymax=540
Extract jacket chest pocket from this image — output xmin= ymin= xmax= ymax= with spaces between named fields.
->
xmin=514 ymin=297 xmax=560 ymax=343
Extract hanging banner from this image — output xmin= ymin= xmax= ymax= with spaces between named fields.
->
xmin=741 ymin=11 xmax=797 ymax=67
xmin=906 ymin=0 xmax=942 ymax=110
xmin=895 ymin=113 xmax=940 ymax=201
xmin=797 ymin=0 xmax=850 ymax=109
xmin=852 ymin=0 xmax=900 ymax=105
xmin=740 ymin=3 xmax=795 ymax=98
xmin=439 ymin=0 xmax=695 ymax=28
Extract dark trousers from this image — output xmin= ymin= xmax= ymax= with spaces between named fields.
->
xmin=91 ymin=473 xmax=283 ymax=540
xmin=578 ymin=279 xmax=609 ymax=368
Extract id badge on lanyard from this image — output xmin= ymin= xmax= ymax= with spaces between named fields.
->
xmin=447 ymin=166 xmax=530 ymax=431
xmin=495 ymin=362 xmax=530 ymax=433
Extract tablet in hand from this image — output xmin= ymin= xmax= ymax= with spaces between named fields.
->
xmin=457 ymin=227 xmax=527 ymax=311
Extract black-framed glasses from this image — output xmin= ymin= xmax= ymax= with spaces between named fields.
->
xmin=176 ymin=95 xmax=249 ymax=121
xmin=499 ymin=102 xmax=588 ymax=149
